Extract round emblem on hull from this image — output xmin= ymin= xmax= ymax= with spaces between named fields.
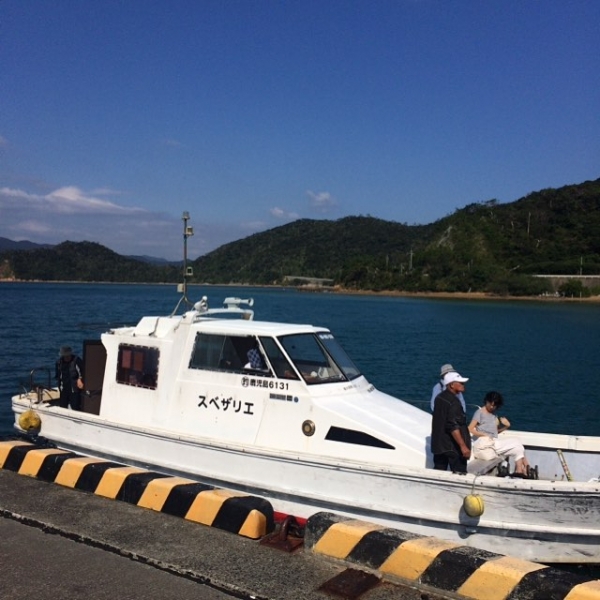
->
xmin=302 ymin=420 xmax=316 ymax=436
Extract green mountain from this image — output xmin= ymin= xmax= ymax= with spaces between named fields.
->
xmin=191 ymin=216 xmax=435 ymax=285
xmin=0 ymin=241 xmax=180 ymax=283
xmin=2 ymin=177 xmax=599 ymax=295
xmin=192 ymin=178 xmax=600 ymax=294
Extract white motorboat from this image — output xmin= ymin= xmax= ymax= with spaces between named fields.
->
xmin=10 ymin=218 xmax=600 ymax=565
xmin=11 ymin=291 xmax=600 ymax=564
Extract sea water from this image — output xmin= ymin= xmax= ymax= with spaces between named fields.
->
xmin=1 ymin=281 xmax=599 ymax=436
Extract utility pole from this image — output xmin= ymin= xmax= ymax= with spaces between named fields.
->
xmin=409 ymin=247 xmax=413 ymax=272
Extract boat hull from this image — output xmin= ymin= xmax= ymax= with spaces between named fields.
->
xmin=12 ymin=401 xmax=600 ymax=565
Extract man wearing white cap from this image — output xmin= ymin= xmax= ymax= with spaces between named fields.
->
xmin=430 ymin=363 xmax=466 ymax=412
xmin=431 ymin=371 xmax=471 ymax=473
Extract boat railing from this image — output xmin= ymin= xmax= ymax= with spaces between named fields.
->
xmin=19 ymin=367 xmax=55 ymax=403
xmin=29 ymin=367 xmax=52 ymax=391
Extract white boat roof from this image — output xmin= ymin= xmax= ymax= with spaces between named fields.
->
xmin=191 ymin=318 xmax=328 ymax=337
xmin=117 ymin=314 xmax=329 ymax=339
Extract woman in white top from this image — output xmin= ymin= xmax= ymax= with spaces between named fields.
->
xmin=468 ymin=391 xmax=531 ymax=476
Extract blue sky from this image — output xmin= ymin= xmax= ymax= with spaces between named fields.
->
xmin=1 ymin=1 xmax=598 ymax=260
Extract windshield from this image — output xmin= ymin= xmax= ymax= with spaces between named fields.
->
xmin=278 ymin=332 xmax=362 ymax=384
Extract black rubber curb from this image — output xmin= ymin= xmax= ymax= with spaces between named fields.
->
xmin=305 ymin=512 xmax=600 ymax=600
xmin=0 ymin=439 xmax=274 ymax=539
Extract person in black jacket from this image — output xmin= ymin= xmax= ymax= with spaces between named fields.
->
xmin=431 ymin=371 xmax=471 ymax=473
xmin=55 ymin=345 xmax=84 ymax=411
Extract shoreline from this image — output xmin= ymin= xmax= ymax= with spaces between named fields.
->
xmin=325 ymin=287 xmax=600 ymax=302
xmin=2 ymin=278 xmax=600 ymax=303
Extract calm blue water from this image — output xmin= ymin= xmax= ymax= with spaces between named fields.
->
xmin=1 ymin=282 xmax=599 ymax=437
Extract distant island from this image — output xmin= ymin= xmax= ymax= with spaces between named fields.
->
xmin=2 ymin=177 xmax=599 ymax=298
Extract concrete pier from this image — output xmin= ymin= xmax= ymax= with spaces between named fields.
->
xmin=2 ymin=439 xmax=600 ymax=600
xmin=0 ymin=469 xmax=445 ymax=600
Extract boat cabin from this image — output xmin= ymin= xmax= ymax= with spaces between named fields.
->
xmin=77 ymin=296 xmax=431 ymax=468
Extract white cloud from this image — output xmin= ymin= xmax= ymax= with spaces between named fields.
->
xmin=307 ymin=190 xmax=338 ymax=213
xmin=0 ymin=185 xmax=142 ymax=215
xmin=0 ymin=185 xmax=169 ymax=255
xmin=90 ymin=187 xmax=124 ymax=196
xmin=0 ymin=185 xmax=262 ymax=260
xmin=0 ymin=187 xmax=31 ymax=199
xmin=46 ymin=186 xmax=145 ymax=214
xmin=15 ymin=219 xmax=53 ymax=234
xmin=270 ymin=207 xmax=299 ymax=220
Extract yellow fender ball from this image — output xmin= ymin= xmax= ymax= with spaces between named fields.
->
xmin=463 ymin=494 xmax=485 ymax=517
xmin=19 ymin=409 xmax=41 ymax=431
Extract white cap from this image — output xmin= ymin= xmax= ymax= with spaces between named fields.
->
xmin=442 ymin=371 xmax=469 ymax=386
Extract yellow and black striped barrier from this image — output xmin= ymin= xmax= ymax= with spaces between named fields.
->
xmin=305 ymin=512 xmax=600 ymax=600
xmin=0 ymin=439 xmax=274 ymax=539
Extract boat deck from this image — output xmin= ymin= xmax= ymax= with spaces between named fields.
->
xmin=19 ymin=389 xmax=60 ymax=403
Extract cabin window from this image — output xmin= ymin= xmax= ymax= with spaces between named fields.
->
xmin=116 ymin=345 xmax=159 ymax=389
xmin=189 ymin=333 xmax=227 ymax=370
xmin=189 ymin=333 xmax=272 ymax=376
xmin=317 ymin=333 xmax=361 ymax=380
xmin=278 ymin=333 xmax=359 ymax=384
xmin=260 ymin=337 xmax=299 ymax=380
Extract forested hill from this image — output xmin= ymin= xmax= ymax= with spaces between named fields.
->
xmin=1 ymin=177 xmax=599 ymax=295
xmin=192 ymin=216 xmax=436 ymax=285
xmin=0 ymin=241 xmax=180 ymax=283
xmin=192 ymin=177 xmax=600 ymax=294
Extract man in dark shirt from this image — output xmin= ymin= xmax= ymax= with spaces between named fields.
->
xmin=431 ymin=371 xmax=471 ymax=473
xmin=55 ymin=345 xmax=84 ymax=411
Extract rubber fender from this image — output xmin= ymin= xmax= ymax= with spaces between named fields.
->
xmin=463 ymin=494 xmax=484 ymax=517
xmin=18 ymin=409 xmax=41 ymax=431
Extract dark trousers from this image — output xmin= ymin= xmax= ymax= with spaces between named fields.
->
xmin=59 ymin=390 xmax=81 ymax=411
xmin=433 ymin=451 xmax=467 ymax=474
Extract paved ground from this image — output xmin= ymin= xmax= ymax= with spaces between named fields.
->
xmin=0 ymin=519 xmax=233 ymax=600
xmin=0 ymin=470 xmax=453 ymax=600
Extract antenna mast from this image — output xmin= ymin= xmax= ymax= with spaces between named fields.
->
xmin=172 ymin=211 xmax=195 ymax=316
xmin=182 ymin=211 xmax=194 ymax=306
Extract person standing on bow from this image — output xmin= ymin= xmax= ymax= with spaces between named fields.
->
xmin=55 ymin=345 xmax=84 ymax=411
xmin=430 ymin=363 xmax=466 ymax=412
xmin=431 ymin=371 xmax=471 ymax=473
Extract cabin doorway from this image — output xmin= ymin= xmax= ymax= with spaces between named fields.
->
xmin=82 ymin=339 xmax=106 ymax=415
